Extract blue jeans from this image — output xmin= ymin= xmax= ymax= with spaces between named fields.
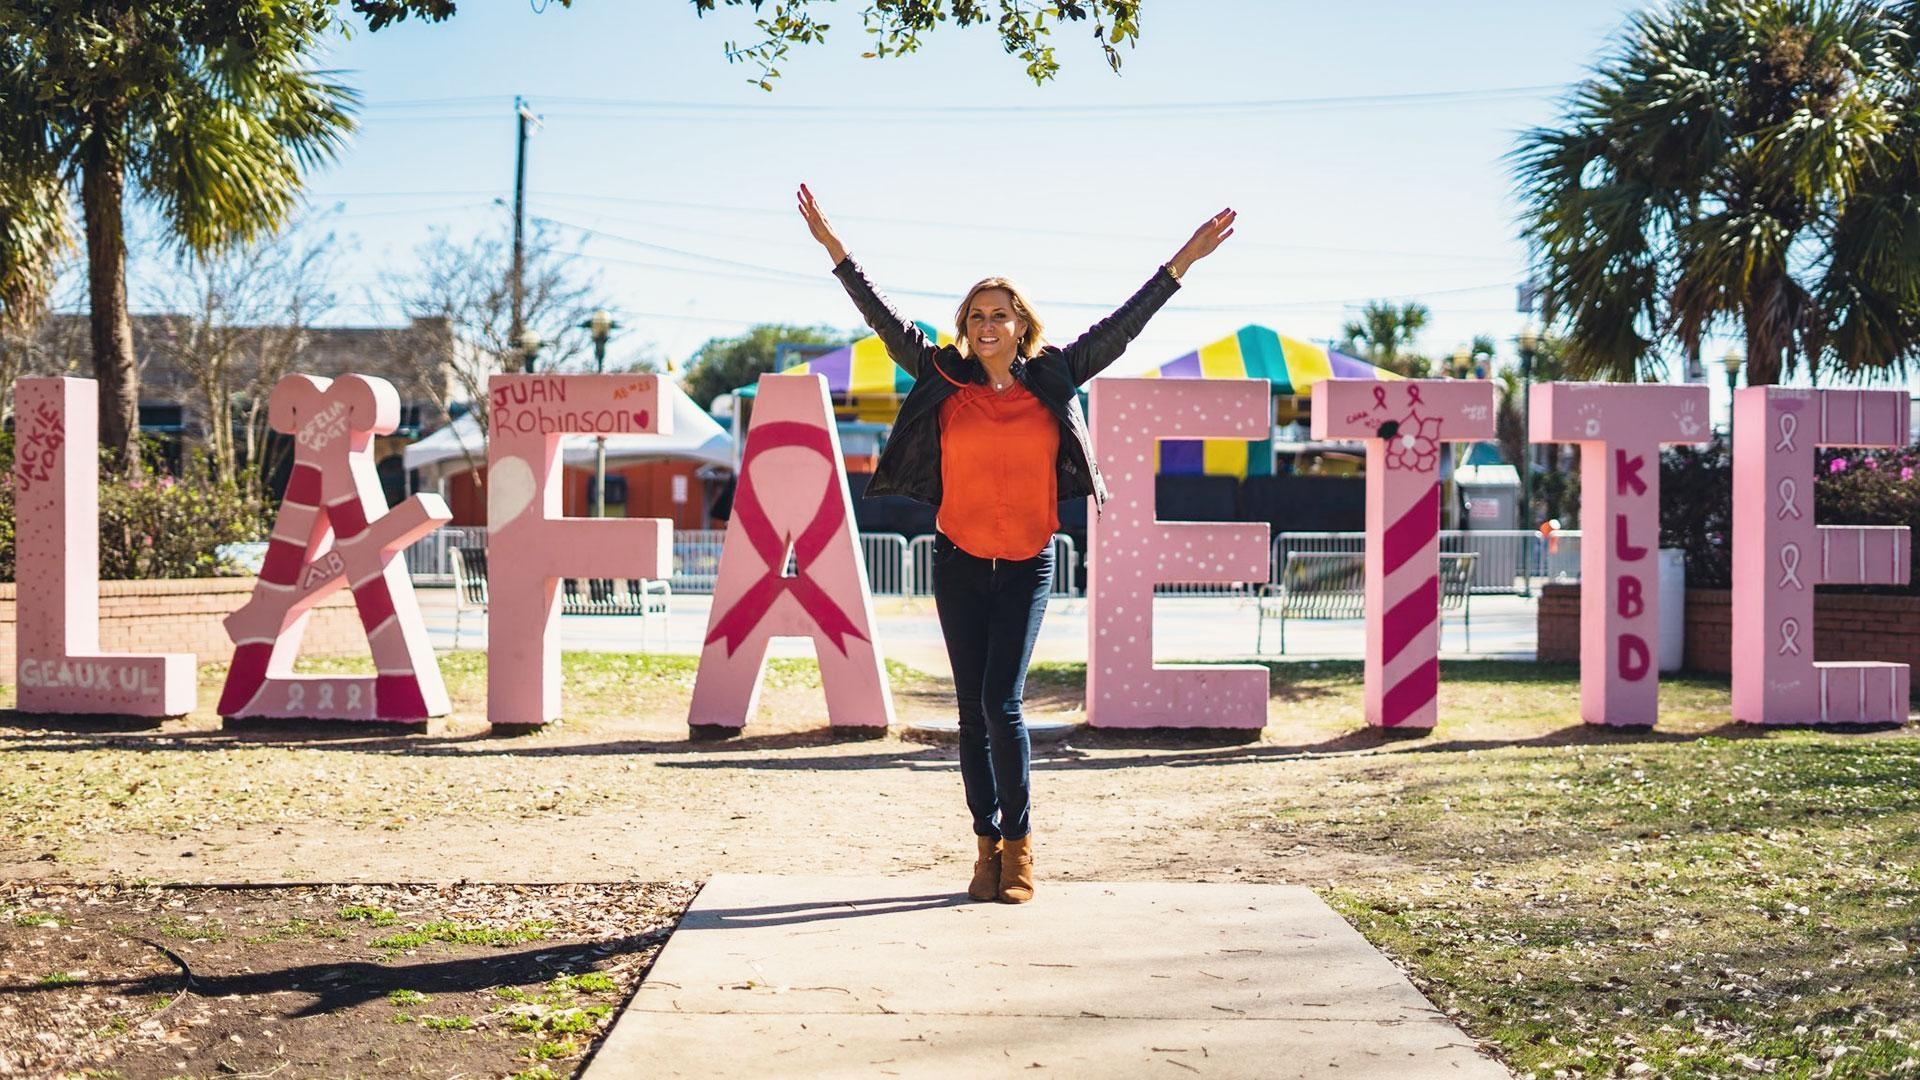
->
xmin=931 ymin=532 xmax=1052 ymax=841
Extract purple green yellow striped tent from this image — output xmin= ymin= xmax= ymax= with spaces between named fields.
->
xmin=1140 ymin=325 xmax=1400 ymax=478
xmin=735 ymin=322 xmax=953 ymax=399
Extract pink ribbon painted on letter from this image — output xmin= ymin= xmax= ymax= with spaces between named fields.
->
xmin=704 ymin=421 xmax=870 ymax=658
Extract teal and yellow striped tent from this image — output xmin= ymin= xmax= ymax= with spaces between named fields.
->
xmin=1140 ymin=325 xmax=1399 ymax=477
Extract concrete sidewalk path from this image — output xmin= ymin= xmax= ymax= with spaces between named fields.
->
xmin=584 ymin=874 xmax=1509 ymax=1079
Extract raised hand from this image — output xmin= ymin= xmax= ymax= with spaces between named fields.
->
xmin=1168 ymin=207 xmax=1236 ymax=277
xmin=797 ymin=183 xmax=849 ymax=266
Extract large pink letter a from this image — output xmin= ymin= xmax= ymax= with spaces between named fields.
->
xmin=687 ymin=374 xmax=893 ymax=733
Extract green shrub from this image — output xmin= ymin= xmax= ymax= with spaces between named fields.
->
xmin=1661 ymin=440 xmax=1920 ymax=594
xmin=0 ymin=437 xmax=267 ymax=581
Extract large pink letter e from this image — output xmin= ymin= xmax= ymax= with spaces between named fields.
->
xmin=1086 ymin=378 xmax=1271 ymax=728
xmin=1733 ymin=388 xmax=1910 ymax=724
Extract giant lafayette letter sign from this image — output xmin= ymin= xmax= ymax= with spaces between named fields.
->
xmin=1531 ymin=383 xmax=1709 ymax=726
xmin=687 ymin=374 xmax=893 ymax=732
xmin=12 ymin=378 xmax=194 ymax=715
xmin=1733 ymin=388 xmax=1911 ymax=724
xmin=487 ymin=373 xmax=673 ymax=728
xmin=1312 ymin=380 xmax=1497 ymax=729
xmin=219 ymin=375 xmax=452 ymax=722
xmin=1086 ymin=378 xmax=1271 ymax=728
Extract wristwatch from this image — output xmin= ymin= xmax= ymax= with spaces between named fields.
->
xmin=1162 ymin=262 xmax=1183 ymax=282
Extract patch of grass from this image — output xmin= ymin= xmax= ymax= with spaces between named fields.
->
xmin=508 ymin=1068 xmax=562 ymax=1080
xmin=421 ymin=1015 xmax=474 ymax=1032
xmin=37 ymin=971 xmax=77 ymax=987
xmin=12 ymin=910 xmax=70 ymax=928
xmin=371 ymin=919 xmax=556 ymax=952
xmin=547 ymin=971 xmax=617 ymax=995
xmin=494 ymin=986 xmax=533 ymax=1003
xmin=243 ymin=917 xmax=347 ymax=943
xmin=528 ymin=1039 xmax=578 ymax=1061
xmin=337 ymin=904 xmax=399 ymax=926
xmin=1303 ymin=732 xmax=1920 ymax=1079
xmin=153 ymin=916 xmax=224 ymax=943
xmin=386 ymin=989 xmax=428 ymax=1007
xmin=543 ymin=1009 xmax=596 ymax=1035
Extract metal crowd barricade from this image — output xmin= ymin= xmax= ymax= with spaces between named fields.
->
xmin=405 ymin=525 xmax=490 ymax=584
xmin=1272 ymin=529 xmax=1586 ymax=596
xmin=904 ymin=533 xmax=1080 ymax=597
xmin=860 ymin=533 xmax=911 ymax=596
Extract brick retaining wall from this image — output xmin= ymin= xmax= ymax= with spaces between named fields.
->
xmin=1538 ymin=583 xmax=1920 ymax=687
xmin=0 ymin=578 xmax=368 ymax=683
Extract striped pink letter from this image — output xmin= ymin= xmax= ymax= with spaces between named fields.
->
xmin=218 ymin=375 xmax=451 ymax=722
xmin=1530 ymin=383 xmax=1709 ymax=726
xmin=12 ymin=378 xmax=195 ymax=717
xmin=1311 ymin=380 xmax=1496 ymax=730
xmin=1732 ymin=388 xmax=1910 ymax=724
xmin=1086 ymin=377 xmax=1271 ymax=728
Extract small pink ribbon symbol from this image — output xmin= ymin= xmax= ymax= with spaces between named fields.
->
xmin=1775 ymin=412 xmax=1798 ymax=452
xmin=1778 ymin=543 xmax=1804 ymax=590
xmin=1372 ymin=385 xmax=1388 ymax=411
xmin=1776 ymin=478 xmax=1802 ymax=520
xmin=1778 ymin=617 xmax=1802 ymax=656
xmin=704 ymin=421 xmax=870 ymax=658
xmin=1405 ymin=384 xmax=1425 ymax=406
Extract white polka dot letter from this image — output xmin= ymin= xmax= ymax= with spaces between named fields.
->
xmin=1085 ymin=377 xmax=1272 ymax=729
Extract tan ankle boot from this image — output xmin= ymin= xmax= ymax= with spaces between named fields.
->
xmin=968 ymin=836 xmax=1003 ymax=901
xmin=998 ymin=834 xmax=1034 ymax=903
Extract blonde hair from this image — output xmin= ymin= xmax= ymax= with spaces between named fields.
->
xmin=954 ymin=277 xmax=1046 ymax=360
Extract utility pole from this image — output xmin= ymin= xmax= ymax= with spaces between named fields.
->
xmin=511 ymin=96 xmax=539 ymax=373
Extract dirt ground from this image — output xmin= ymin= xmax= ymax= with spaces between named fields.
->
xmin=4 ymin=654 xmax=1917 ymax=1078
xmin=0 ymin=881 xmax=694 ymax=1079
xmin=2 ymin=656 xmax=1527 ymax=889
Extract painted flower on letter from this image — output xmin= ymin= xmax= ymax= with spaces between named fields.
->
xmin=1384 ymin=411 xmax=1442 ymax=472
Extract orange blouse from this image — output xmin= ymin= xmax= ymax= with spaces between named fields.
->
xmin=937 ymin=381 xmax=1060 ymax=560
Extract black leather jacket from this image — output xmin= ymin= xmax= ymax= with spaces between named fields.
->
xmin=830 ymin=256 xmax=1180 ymax=512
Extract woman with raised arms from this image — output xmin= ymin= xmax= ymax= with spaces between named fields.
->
xmin=798 ymin=184 xmax=1234 ymax=903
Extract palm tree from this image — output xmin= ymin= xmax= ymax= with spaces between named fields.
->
xmin=1340 ymin=300 xmax=1432 ymax=376
xmin=1514 ymin=0 xmax=1920 ymax=386
xmin=0 ymin=4 xmax=355 ymax=470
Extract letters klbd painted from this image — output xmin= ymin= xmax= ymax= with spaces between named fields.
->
xmin=1531 ymin=383 xmax=1710 ymax=726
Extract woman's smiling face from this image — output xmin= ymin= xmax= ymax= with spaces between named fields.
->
xmin=965 ymin=288 xmax=1026 ymax=366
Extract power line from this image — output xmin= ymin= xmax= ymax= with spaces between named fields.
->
xmin=538 ymin=213 xmax=1515 ymax=313
xmin=534 ymin=190 xmax=1517 ymax=264
xmin=358 ymin=84 xmax=1557 ymax=116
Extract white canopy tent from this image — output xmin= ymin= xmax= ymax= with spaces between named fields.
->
xmin=402 ymin=378 xmax=734 ymax=486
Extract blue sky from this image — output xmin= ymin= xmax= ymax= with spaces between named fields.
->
xmin=139 ymin=1 xmax=1696 ymax=386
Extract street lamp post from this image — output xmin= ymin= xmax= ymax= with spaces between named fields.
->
xmin=1722 ymin=347 xmax=1743 ymax=442
xmin=1516 ymin=323 xmax=1540 ymax=596
xmin=580 ymin=309 xmax=619 ymax=518
xmin=517 ymin=328 xmax=542 ymax=375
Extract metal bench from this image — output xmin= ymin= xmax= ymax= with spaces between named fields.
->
xmin=449 ymin=546 xmax=489 ymax=650
xmin=1256 ymin=551 xmax=1476 ymax=654
xmin=447 ymin=546 xmax=671 ymax=651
